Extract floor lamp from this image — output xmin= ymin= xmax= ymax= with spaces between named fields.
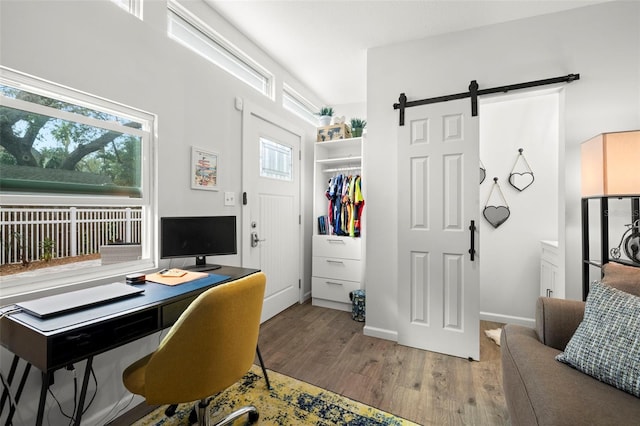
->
xmin=581 ymin=130 xmax=640 ymax=299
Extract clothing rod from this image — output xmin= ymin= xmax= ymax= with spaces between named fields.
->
xmin=323 ymin=166 xmax=362 ymax=173
xmin=393 ymin=73 xmax=580 ymax=125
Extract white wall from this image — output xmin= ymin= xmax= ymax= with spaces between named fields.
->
xmin=332 ymin=102 xmax=367 ymax=126
xmin=365 ymin=1 xmax=640 ymax=339
xmin=479 ymin=90 xmax=559 ymax=325
xmin=0 ymin=1 xmax=323 ymax=424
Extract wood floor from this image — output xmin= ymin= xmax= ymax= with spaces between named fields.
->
xmin=113 ymin=301 xmax=509 ymax=425
xmin=257 ymin=302 xmax=509 ymax=426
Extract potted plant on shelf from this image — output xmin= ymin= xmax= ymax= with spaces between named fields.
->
xmin=350 ymin=118 xmax=367 ymax=138
xmin=317 ymin=106 xmax=334 ymax=126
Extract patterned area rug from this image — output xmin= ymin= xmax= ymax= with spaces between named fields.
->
xmin=133 ymin=365 xmax=417 ymax=425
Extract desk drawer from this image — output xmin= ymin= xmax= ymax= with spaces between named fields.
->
xmin=312 ymin=277 xmax=361 ymax=304
xmin=313 ymin=235 xmax=361 ymax=259
xmin=50 ymin=309 xmax=158 ymax=369
xmin=312 ymin=257 xmax=361 ymax=282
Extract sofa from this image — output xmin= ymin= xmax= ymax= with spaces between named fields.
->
xmin=501 ymin=262 xmax=640 ymax=425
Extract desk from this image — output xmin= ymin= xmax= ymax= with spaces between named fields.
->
xmin=0 ymin=266 xmax=259 ymax=426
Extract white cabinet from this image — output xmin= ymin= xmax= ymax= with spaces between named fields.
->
xmin=312 ymin=137 xmax=364 ymax=311
xmin=312 ymin=236 xmax=362 ymax=310
xmin=540 ymin=240 xmax=563 ymax=298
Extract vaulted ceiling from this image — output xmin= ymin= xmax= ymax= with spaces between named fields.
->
xmin=205 ymin=1 xmax=609 ymax=106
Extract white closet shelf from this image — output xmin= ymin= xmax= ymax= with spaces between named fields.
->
xmin=315 ymin=137 xmax=362 ymax=147
xmin=313 ymin=134 xmax=364 ymax=312
xmin=323 ymin=166 xmax=362 ymax=173
xmin=316 ymin=156 xmax=362 ymax=164
xmin=318 ymin=156 xmax=362 ymax=173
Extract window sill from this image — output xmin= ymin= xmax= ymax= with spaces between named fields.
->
xmin=0 ymin=259 xmax=157 ymax=306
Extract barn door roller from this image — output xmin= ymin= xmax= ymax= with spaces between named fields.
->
xmin=393 ymin=73 xmax=580 ymax=125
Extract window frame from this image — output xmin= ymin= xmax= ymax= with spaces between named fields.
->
xmin=111 ymin=0 xmax=143 ymax=20
xmin=0 ymin=66 xmax=157 ymax=302
xmin=167 ymin=0 xmax=274 ymax=100
xmin=283 ymin=83 xmax=320 ymax=126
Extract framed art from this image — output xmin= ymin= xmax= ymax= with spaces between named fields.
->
xmin=191 ymin=146 xmax=219 ymax=191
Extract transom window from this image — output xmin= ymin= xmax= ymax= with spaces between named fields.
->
xmin=167 ymin=0 xmax=274 ymax=99
xmin=283 ymin=83 xmax=319 ymax=126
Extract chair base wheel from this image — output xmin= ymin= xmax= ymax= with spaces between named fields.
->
xmin=165 ymin=404 xmax=178 ymax=417
xmin=213 ymin=405 xmax=259 ymax=426
xmin=189 ymin=406 xmax=198 ymax=424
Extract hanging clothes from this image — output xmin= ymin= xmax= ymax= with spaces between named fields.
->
xmin=353 ymin=175 xmax=364 ymax=237
xmin=324 ymin=173 xmax=364 ymax=237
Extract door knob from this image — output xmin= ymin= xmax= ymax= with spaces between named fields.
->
xmin=251 ymin=232 xmax=265 ymax=248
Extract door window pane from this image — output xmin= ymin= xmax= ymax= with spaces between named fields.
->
xmin=260 ymin=137 xmax=292 ymax=181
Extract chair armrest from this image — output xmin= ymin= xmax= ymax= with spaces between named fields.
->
xmin=535 ymin=297 xmax=585 ymax=351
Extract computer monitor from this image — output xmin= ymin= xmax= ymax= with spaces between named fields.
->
xmin=160 ymin=215 xmax=237 ymax=271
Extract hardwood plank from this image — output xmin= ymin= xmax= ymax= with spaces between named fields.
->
xmin=257 ymin=302 xmax=509 ymax=425
xmin=113 ymin=302 xmax=508 ymax=425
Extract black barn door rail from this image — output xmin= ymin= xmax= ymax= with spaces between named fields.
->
xmin=393 ymin=73 xmax=580 ymax=125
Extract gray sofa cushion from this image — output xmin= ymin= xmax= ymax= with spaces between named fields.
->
xmin=602 ymin=262 xmax=640 ymax=296
xmin=535 ymin=297 xmax=585 ymax=351
xmin=556 ymin=281 xmax=640 ymax=397
xmin=502 ymin=323 xmax=640 ymax=425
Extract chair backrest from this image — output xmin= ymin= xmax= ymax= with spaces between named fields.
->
xmin=143 ymin=272 xmax=266 ymax=404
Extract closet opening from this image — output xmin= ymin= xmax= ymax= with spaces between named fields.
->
xmin=479 ymin=88 xmax=564 ymax=326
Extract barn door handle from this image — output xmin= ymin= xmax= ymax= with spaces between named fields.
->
xmin=468 ymin=220 xmax=476 ymax=261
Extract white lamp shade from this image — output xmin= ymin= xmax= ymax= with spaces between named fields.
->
xmin=581 ymin=130 xmax=640 ymax=197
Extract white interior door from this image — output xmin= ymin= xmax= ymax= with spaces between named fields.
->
xmin=242 ymin=103 xmax=301 ymax=322
xmin=397 ymin=98 xmax=480 ymax=360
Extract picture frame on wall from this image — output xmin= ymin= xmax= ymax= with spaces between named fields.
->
xmin=191 ymin=146 xmax=219 ymax=191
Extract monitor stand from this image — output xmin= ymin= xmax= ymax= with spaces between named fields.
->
xmin=183 ymin=256 xmax=221 ymax=272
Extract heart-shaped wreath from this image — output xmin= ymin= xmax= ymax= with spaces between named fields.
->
xmin=483 ymin=205 xmax=511 ymax=229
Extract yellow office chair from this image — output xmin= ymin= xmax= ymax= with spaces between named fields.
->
xmin=122 ymin=272 xmax=267 ymax=426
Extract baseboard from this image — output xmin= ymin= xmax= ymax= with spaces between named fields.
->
xmin=363 ymin=325 xmax=398 ymax=342
xmin=312 ymin=297 xmax=350 ymax=312
xmin=480 ymin=311 xmax=535 ymax=328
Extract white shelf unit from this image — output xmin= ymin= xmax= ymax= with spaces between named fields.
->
xmin=312 ymin=137 xmax=365 ymax=311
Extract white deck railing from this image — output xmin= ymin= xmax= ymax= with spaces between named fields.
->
xmin=1 ymin=206 xmax=142 ymax=265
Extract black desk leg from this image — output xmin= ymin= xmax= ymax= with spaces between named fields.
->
xmin=256 ymin=346 xmax=271 ymax=390
xmin=0 ymin=355 xmax=19 ymax=416
xmin=2 ymin=359 xmax=33 ymax=426
xmin=35 ymin=370 xmax=51 ymax=426
xmin=73 ymin=356 xmax=93 ymax=426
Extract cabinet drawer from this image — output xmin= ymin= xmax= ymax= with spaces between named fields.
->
xmin=313 ymin=235 xmax=361 ymax=259
xmin=312 ymin=277 xmax=361 ymax=303
xmin=312 ymin=257 xmax=361 ymax=282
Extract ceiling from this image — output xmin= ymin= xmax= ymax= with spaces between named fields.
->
xmin=205 ymin=0 xmax=608 ymax=106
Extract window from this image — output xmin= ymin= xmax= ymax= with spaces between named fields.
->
xmin=0 ymin=67 xmax=156 ymax=298
xmin=111 ymin=0 xmax=143 ymax=19
xmin=260 ymin=137 xmax=292 ymax=181
xmin=0 ymin=88 xmax=144 ymax=197
xmin=167 ymin=0 xmax=274 ymax=99
xmin=283 ymin=83 xmax=320 ymax=126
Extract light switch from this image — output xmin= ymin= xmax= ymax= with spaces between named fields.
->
xmin=224 ymin=191 xmax=235 ymax=206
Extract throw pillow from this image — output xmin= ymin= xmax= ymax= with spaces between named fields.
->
xmin=602 ymin=262 xmax=640 ymax=296
xmin=556 ymin=281 xmax=640 ymax=397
